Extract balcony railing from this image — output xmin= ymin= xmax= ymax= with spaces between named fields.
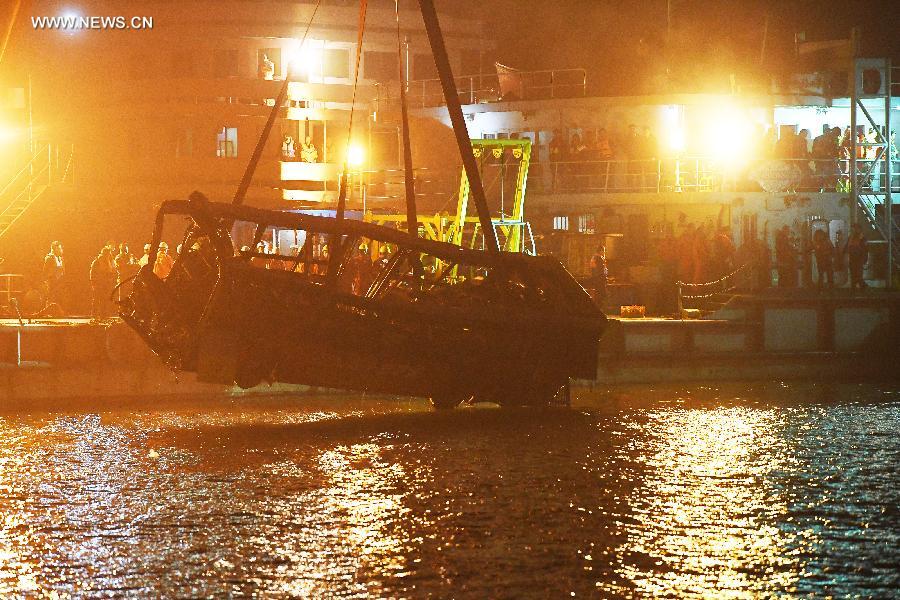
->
xmin=340 ymin=157 xmax=900 ymax=205
xmin=374 ymin=68 xmax=588 ymax=110
xmin=528 ymin=157 xmax=900 ymax=195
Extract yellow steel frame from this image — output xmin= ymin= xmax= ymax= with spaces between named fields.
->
xmin=364 ymin=138 xmax=532 ymax=254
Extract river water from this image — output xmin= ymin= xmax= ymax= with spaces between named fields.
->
xmin=1 ymin=382 xmax=898 ymax=598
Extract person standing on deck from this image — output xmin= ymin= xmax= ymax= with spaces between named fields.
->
xmin=282 ymin=135 xmax=295 ymax=159
xmin=692 ymin=224 xmax=711 ymax=284
xmin=154 ymin=242 xmax=175 ymax=279
xmin=774 ymin=225 xmax=798 ymax=288
xmin=42 ymin=241 xmax=66 ymax=310
xmin=812 ymin=229 xmax=835 ymax=291
xmin=300 ymin=136 xmax=318 ymax=163
xmin=90 ymin=246 xmax=115 ymax=318
xmin=588 ymin=245 xmax=608 ymax=305
xmin=712 ymin=226 xmax=736 ymax=280
xmin=676 ymin=223 xmax=696 ymax=283
xmin=845 ymin=224 xmax=868 ymax=291
xmin=115 ymin=243 xmax=138 ymax=301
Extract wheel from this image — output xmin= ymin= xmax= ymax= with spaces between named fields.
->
xmin=234 ymin=358 xmax=267 ymax=389
xmin=234 ymin=369 xmax=263 ymax=390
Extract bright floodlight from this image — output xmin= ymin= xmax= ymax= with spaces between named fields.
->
xmin=0 ymin=124 xmax=18 ymax=143
xmin=348 ymin=144 xmax=365 ymax=167
xmin=704 ymin=104 xmax=751 ymax=167
xmin=668 ymin=128 xmax=686 ymax=153
xmin=663 ymin=104 xmax=686 ymax=154
xmin=286 ymin=41 xmax=321 ymax=77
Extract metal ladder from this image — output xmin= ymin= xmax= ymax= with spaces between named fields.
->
xmin=857 ymin=193 xmax=900 ymax=277
xmin=0 ymin=143 xmax=74 ymax=240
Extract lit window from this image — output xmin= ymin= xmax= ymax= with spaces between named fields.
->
xmin=577 ymin=214 xmax=595 ymax=234
xmin=216 ymin=127 xmax=238 ymax=158
xmin=553 ymin=216 xmax=569 ymax=231
xmin=258 ymin=48 xmax=282 ymax=80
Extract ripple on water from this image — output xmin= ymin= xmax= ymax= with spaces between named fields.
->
xmin=0 ymin=383 xmax=897 ymax=597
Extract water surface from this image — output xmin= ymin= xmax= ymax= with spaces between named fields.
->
xmin=1 ymin=382 xmax=898 ymax=597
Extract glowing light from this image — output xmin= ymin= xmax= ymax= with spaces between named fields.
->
xmin=60 ymin=10 xmax=83 ymax=35
xmin=703 ymin=104 xmax=752 ymax=167
xmin=668 ymin=128 xmax=686 ymax=153
xmin=286 ymin=40 xmax=322 ymax=77
xmin=664 ymin=104 xmax=687 ymax=154
xmin=347 ymin=144 xmax=365 ymax=167
xmin=0 ymin=124 xmax=19 ymax=144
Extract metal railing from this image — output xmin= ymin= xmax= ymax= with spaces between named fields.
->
xmin=0 ymin=143 xmax=74 ymax=238
xmin=677 ymin=261 xmax=756 ymax=316
xmin=374 ymin=68 xmax=588 ymax=110
xmin=337 ymin=156 xmax=900 ymax=203
xmin=345 ymin=166 xmax=458 ymax=207
xmin=528 ymin=157 xmax=900 ymax=195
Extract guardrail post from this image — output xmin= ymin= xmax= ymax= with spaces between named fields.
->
xmin=676 ymin=283 xmax=683 ymax=317
xmin=675 ymin=158 xmax=681 ymax=192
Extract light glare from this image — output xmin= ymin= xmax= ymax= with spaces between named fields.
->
xmin=287 ymin=41 xmax=321 ymax=77
xmin=348 ymin=144 xmax=365 ymax=167
xmin=704 ymin=105 xmax=751 ymax=167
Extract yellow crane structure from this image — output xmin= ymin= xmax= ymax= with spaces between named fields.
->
xmin=364 ymin=138 xmax=535 ymax=255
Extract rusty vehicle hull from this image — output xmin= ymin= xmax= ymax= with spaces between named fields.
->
xmin=120 ymin=196 xmax=606 ymax=406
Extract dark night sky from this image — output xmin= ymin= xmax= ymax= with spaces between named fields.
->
xmin=468 ymin=0 xmax=900 ymax=95
xmin=3 ymin=0 xmax=898 ymax=95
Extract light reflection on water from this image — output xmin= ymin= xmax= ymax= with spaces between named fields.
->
xmin=0 ymin=383 xmax=898 ymax=597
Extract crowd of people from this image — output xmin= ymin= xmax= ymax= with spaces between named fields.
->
xmin=654 ymin=220 xmax=874 ymax=296
xmin=539 ymin=123 xmax=898 ymax=194
xmin=764 ymin=125 xmax=898 ymax=192
xmin=32 ymin=218 xmax=877 ymax=322
xmin=550 ymin=124 xmax=659 ymax=166
xmin=577 ymin=218 xmax=875 ymax=317
xmin=774 ymin=223 xmax=870 ymax=292
xmin=241 ymin=238 xmax=385 ymax=296
xmin=282 ymin=135 xmax=319 ymax=162
xmin=85 ymin=241 xmax=174 ymax=319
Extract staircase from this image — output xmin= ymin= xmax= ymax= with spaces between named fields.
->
xmin=0 ymin=143 xmax=74 ymax=240
xmin=857 ymin=193 xmax=900 ymax=279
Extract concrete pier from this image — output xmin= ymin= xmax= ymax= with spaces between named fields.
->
xmin=597 ymin=293 xmax=900 ymax=383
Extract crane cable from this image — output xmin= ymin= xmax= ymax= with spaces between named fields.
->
xmin=334 ymin=0 xmax=369 ymax=221
xmin=0 ymin=0 xmax=21 ymax=67
xmin=395 ymin=0 xmax=419 ymax=238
